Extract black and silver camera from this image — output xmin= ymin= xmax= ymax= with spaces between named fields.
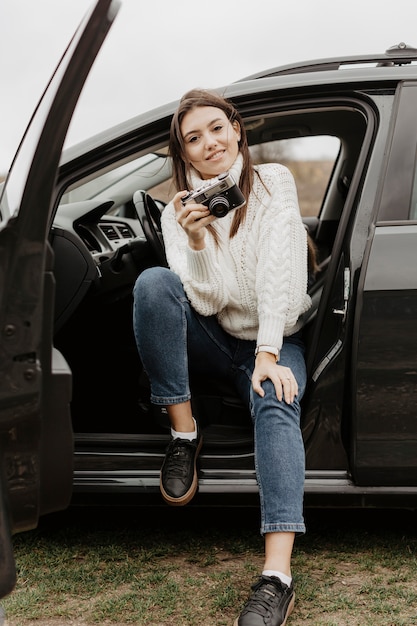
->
xmin=181 ymin=171 xmax=245 ymax=218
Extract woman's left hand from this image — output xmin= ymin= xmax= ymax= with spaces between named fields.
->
xmin=252 ymin=352 xmax=298 ymax=404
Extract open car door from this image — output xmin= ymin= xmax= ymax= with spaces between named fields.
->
xmin=0 ymin=0 xmax=120 ymax=598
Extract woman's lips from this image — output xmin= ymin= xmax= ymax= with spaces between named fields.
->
xmin=206 ymin=150 xmax=225 ymax=161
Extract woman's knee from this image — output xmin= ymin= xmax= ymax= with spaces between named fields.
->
xmin=133 ymin=267 xmax=180 ymax=305
xmin=252 ymin=380 xmax=302 ymax=424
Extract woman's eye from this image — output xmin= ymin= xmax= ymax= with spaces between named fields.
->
xmin=213 ymin=125 xmax=223 ymax=132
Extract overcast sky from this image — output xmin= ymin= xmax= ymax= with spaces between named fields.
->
xmin=1 ymin=0 xmax=417 ymax=173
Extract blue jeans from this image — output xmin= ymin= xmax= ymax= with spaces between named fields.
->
xmin=133 ymin=267 xmax=306 ymax=535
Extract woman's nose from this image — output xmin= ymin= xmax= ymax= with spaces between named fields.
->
xmin=204 ymin=132 xmax=217 ymax=148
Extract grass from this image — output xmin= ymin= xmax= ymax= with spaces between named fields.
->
xmin=3 ymin=506 xmax=417 ymax=625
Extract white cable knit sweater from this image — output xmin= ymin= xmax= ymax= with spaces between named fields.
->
xmin=161 ymin=154 xmax=311 ymax=354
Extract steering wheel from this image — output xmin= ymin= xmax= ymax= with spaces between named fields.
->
xmin=133 ymin=190 xmax=167 ymax=267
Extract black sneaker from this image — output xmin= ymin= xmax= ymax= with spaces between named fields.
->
xmin=234 ymin=575 xmax=295 ymax=626
xmin=160 ymin=428 xmax=202 ymax=506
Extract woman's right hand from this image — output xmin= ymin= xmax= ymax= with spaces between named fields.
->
xmin=173 ymin=191 xmax=216 ymax=251
xmin=252 ymin=352 xmax=298 ymax=404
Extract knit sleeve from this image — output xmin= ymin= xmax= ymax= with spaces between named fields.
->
xmin=255 ymin=166 xmax=311 ymax=352
xmin=161 ymin=201 xmax=230 ymax=316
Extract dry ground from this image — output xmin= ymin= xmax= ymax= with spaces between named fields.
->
xmin=3 ymin=506 xmax=417 ymax=626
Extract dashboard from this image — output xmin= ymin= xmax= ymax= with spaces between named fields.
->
xmin=51 ymin=198 xmax=151 ymax=332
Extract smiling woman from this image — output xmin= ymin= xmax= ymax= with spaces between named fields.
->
xmin=178 ymin=108 xmax=241 ymax=180
xmin=131 ymin=88 xmax=314 ymax=626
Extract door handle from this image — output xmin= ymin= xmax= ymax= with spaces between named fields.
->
xmin=332 ymin=267 xmax=350 ymax=323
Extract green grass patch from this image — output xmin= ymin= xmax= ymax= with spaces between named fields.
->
xmin=3 ymin=507 xmax=417 ymax=625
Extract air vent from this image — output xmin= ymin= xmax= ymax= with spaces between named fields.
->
xmin=99 ymin=222 xmax=134 ymax=241
xmin=100 ymin=224 xmax=119 ymax=240
xmin=117 ymin=224 xmax=133 ymax=239
xmin=77 ymin=226 xmax=101 ymax=253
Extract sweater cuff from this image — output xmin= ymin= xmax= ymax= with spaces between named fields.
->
xmin=186 ymin=246 xmax=216 ymax=282
xmin=257 ymin=315 xmax=286 ymax=354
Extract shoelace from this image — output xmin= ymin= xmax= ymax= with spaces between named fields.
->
xmin=164 ymin=439 xmax=195 ymax=478
xmin=245 ymin=578 xmax=286 ymax=616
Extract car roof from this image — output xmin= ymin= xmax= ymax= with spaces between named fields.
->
xmin=238 ymin=42 xmax=417 ymax=80
xmin=60 ymin=43 xmax=417 ymax=169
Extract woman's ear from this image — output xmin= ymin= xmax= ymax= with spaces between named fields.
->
xmin=232 ymin=120 xmax=241 ymax=141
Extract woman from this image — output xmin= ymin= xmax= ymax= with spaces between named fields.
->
xmin=133 ymin=89 xmax=312 ymax=626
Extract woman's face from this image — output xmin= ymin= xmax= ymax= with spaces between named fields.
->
xmin=180 ymin=106 xmax=241 ymax=180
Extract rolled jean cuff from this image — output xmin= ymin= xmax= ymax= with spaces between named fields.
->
xmin=151 ymin=393 xmax=192 ymax=405
xmin=261 ymin=522 xmax=306 ymax=536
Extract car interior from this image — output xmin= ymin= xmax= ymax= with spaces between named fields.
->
xmin=51 ymin=102 xmax=370 ymax=455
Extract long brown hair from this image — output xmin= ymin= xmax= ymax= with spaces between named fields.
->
xmin=169 ymin=89 xmax=254 ymax=238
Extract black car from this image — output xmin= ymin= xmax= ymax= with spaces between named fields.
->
xmin=2 ymin=0 xmax=417 ymax=598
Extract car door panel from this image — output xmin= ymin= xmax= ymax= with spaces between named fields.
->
xmin=354 ymin=225 xmax=417 ymax=485
xmin=353 ymin=82 xmax=417 ymax=485
xmin=302 ymin=254 xmax=350 ymax=471
xmin=0 ymin=0 xmax=120 ymax=598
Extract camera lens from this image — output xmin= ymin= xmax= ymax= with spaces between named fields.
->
xmin=209 ymin=195 xmax=229 ymax=218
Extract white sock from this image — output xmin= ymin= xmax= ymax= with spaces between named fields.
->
xmin=171 ymin=416 xmax=197 ymax=441
xmin=262 ymin=569 xmax=292 ymax=587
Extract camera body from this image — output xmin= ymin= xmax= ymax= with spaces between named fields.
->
xmin=181 ymin=171 xmax=245 ymax=218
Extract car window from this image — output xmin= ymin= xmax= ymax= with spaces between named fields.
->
xmin=148 ymin=174 xmax=175 ymax=205
xmin=250 ymin=136 xmax=340 ymax=218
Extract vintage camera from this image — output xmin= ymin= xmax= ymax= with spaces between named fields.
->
xmin=181 ymin=171 xmax=245 ymax=218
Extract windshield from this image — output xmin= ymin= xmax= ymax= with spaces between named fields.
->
xmin=60 ymin=152 xmax=172 ymax=206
